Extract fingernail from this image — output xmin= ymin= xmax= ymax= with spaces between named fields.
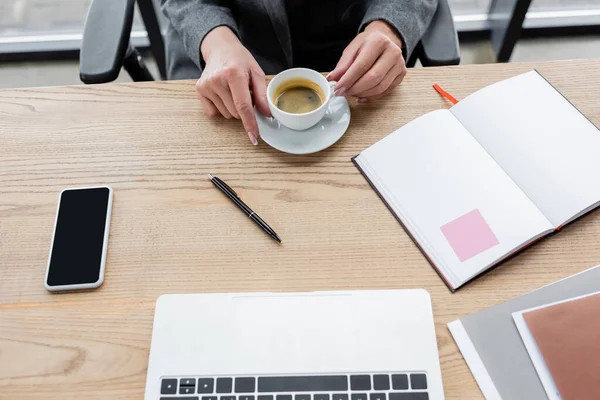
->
xmin=358 ymin=98 xmax=368 ymax=103
xmin=248 ymin=131 xmax=258 ymax=146
xmin=326 ymin=72 xmax=332 ymax=79
xmin=335 ymin=87 xmax=346 ymax=97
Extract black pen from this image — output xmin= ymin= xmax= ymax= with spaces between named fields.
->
xmin=208 ymin=174 xmax=282 ymax=244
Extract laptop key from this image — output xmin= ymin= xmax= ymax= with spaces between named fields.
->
xmin=370 ymin=393 xmax=386 ymax=400
xmin=181 ymin=387 xmax=196 ymax=395
xmin=236 ymin=377 xmax=256 ymax=393
xmin=373 ymin=375 xmax=390 ymax=390
xmin=161 ymin=398 xmax=199 ymax=400
xmin=258 ymin=395 xmax=274 ymax=400
xmin=181 ymin=378 xmax=197 ymax=387
xmin=258 ymin=376 xmax=348 ymax=392
xmin=314 ymin=394 xmax=330 ymax=400
xmin=221 ymin=396 xmax=236 ymax=400
xmin=351 ymin=393 xmax=368 ymax=400
xmin=295 ymin=395 xmax=311 ymax=400
xmin=217 ymin=378 xmax=234 ymax=393
xmin=240 ymin=396 xmax=255 ymax=400
xmin=333 ymin=394 xmax=348 ymax=400
xmin=389 ymin=393 xmax=429 ymax=400
xmin=161 ymin=379 xmax=177 ymax=394
xmin=391 ymin=375 xmax=408 ymax=390
xmin=202 ymin=396 xmax=218 ymax=400
xmin=277 ymin=395 xmax=293 ymax=400
xmin=198 ymin=378 xmax=215 ymax=393
xmin=410 ymin=374 xmax=427 ymax=390
xmin=350 ymin=375 xmax=371 ymax=391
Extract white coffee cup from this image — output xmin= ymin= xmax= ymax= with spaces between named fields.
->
xmin=267 ymin=68 xmax=336 ymax=131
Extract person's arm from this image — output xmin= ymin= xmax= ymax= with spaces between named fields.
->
xmin=196 ymin=26 xmax=271 ymax=145
xmin=359 ymin=0 xmax=438 ymax=60
xmin=327 ymin=0 xmax=438 ymax=101
xmin=161 ymin=1 xmax=270 ymax=146
xmin=160 ymin=0 xmax=239 ymax=69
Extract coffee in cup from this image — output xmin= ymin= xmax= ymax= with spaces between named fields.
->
xmin=267 ymin=68 xmax=336 ymax=131
xmin=274 ymin=78 xmax=326 ymax=114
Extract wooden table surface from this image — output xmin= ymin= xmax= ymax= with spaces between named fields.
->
xmin=1 ymin=59 xmax=600 ymax=399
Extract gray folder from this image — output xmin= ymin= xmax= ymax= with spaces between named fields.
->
xmin=448 ymin=265 xmax=600 ymax=399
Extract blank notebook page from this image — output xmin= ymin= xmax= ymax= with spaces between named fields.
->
xmin=356 ymin=109 xmax=553 ymax=288
xmin=451 ymin=71 xmax=600 ymax=227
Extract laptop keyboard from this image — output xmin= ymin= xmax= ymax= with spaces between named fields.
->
xmin=159 ymin=373 xmax=429 ymax=400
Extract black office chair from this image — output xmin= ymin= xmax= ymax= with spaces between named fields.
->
xmin=79 ymin=0 xmax=460 ymax=84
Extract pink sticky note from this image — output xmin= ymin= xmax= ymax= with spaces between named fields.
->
xmin=441 ymin=209 xmax=499 ymax=262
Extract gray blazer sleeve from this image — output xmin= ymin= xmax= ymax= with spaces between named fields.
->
xmin=160 ymin=0 xmax=239 ymax=68
xmin=360 ymin=0 xmax=438 ymax=59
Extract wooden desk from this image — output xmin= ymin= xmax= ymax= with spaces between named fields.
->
xmin=1 ymin=60 xmax=600 ymax=399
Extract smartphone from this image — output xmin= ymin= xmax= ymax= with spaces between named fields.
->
xmin=45 ymin=186 xmax=113 ymax=291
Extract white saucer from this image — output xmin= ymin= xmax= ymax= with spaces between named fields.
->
xmin=257 ymin=96 xmax=351 ymax=155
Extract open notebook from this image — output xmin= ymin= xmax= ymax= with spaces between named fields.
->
xmin=353 ymin=70 xmax=600 ymax=291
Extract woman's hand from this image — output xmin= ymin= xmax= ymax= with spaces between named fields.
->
xmin=328 ymin=21 xmax=407 ymax=102
xmin=197 ymin=26 xmax=271 ymax=145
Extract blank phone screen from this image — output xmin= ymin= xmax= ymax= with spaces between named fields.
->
xmin=47 ymin=187 xmax=110 ymax=287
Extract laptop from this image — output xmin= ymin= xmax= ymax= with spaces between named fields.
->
xmin=145 ymin=290 xmax=444 ymax=400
